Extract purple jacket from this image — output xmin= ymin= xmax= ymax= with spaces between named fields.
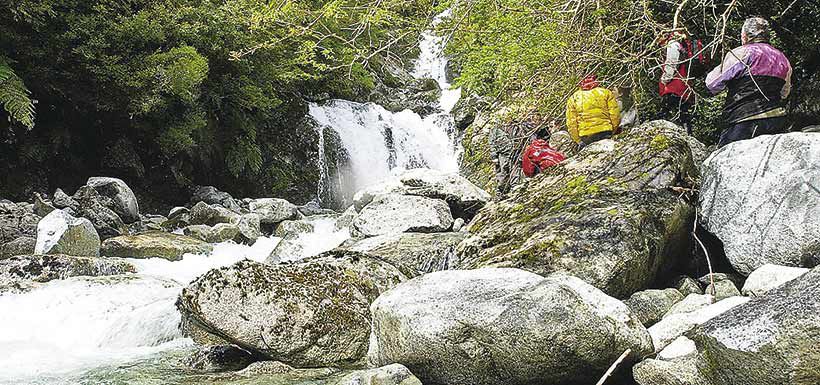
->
xmin=706 ymin=43 xmax=792 ymax=123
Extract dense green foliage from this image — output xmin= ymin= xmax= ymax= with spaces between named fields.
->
xmin=0 ymin=0 xmax=431 ymax=208
xmin=442 ymin=0 xmax=820 ymax=144
xmin=0 ymin=58 xmax=34 ymax=129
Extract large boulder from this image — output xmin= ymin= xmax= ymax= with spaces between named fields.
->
xmin=353 ymin=194 xmax=454 ymax=237
xmin=177 ymin=254 xmax=406 ymax=368
xmin=189 ymin=202 xmax=238 ymax=227
xmin=0 ymin=254 xmax=136 ymax=290
xmin=0 ymin=200 xmax=39 ymax=244
xmin=741 ymin=263 xmax=808 ymax=297
xmin=342 ymin=232 xmax=468 ymax=277
xmin=689 ymin=266 xmax=820 ymax=385
xmin=248 ymin=198 xmax=298 ymax=225
xmin=353 ymin=168 xmax=491 ymax=220
xmin=101 ymin=231 xmax=212 ymax=261
xmin=190 ymin=185 xmax=240 ymax=211
xmin=0 ymin=236 xmax=36 ymax=259
xmin=457 ymin=121 xmax=699 ymax=298
xmin=34 ymin=210 xmax=101 ymax=257
xmin=86 ymin=177 xmax=140 ymax=223
xmin=699 ymin=133 xmax=820 ymax=275
xmin=72 ymin=186 xmax=129 ymax=239
xmin=368 ymin=268 xmax=653 ymax=385
xmin=625 ymin=288 xmax=685 ymax=327
xmin=649 ymin=296 xmax=748 ymax=353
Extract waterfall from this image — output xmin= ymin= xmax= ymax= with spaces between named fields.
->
xmin=310 ymin=10 xmax=462 ymax=200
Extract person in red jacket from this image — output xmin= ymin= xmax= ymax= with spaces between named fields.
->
xmin=658 ymin=30 xmax=696 ymax=133
xmin=522 ymin=127 xmax=566 ymax=178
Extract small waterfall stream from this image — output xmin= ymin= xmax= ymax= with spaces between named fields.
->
xmin=0 ymin=11 xmax=461 ymax=385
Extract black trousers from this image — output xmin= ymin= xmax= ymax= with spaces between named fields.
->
xmin=579 ymin=131 xmax=613 ymax=147
xmin=658 ymin=94 xmax=693 ymax=134
xmin=717 ymin=116 xmax=786 ymax=148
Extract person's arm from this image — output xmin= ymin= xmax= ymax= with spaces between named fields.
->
xmin=606 ymin=90 xmax=621 ymax=132
xmin=661 ymin=41 xmax=681 ymax=84
xmin=706 ymin=47 xmax=748 ymax=95
xmin=566 ymin=96 xmax=580 ymax=143
xmin=521 ymin=146 xmax=535 ymax=177
xmin=782 ymin=60 xmax=793 ymax=99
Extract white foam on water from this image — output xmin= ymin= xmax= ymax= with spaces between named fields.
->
xmin=277 ymin=216 xmax=351 ymax=263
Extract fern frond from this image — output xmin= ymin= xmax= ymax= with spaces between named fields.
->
xmin=0 ymin=60 xmax=35 ymax=129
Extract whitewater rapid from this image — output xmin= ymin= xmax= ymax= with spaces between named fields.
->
xmin=0 ymin=10 xmax=460 ymax=384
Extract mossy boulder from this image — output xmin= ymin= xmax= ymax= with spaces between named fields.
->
xmin=101 ymin=231 xmax=212 ymax=261
xmin=0 ymin=254 xmax=136 ymax=292
xmin=176 ymin=254 xmax=406 ymax=368
xmin=456 ymin=120 xmax=700 ymax=298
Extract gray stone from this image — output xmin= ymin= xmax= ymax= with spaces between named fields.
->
xmin=72 ymin=186 xmax=129 ymax=240
xmin=248 ymin=198 xmax=298 ymax=225
xmin=34 ymin=210 xmax=101 ymax=257
xmin=189 ymin=202 xmax=238 ymax=227
xmin=625 ymin=288 xmax=685 ymax=327
xmin=0 ymin=201 xmax=39 ymax=244
xmin=690 ymin=266 xmax=820 ymax=385
xmin=101 ymin=231 xmax=212 ymax=261
xmin=275 ymin=220 xmax=314 ymax=240
xmin=451 ymin=217 xmax=465 ymax=232
xmin=673 ymin=276 xmax=704 ymax=296
xmin=329 ymin=364 xmax=422 ymax=385
xmin=86 ymin=177 xmax=140 ymax=223
xmin=52 ymin=188 xmax=78 ymax=209
xmin=177 ymin=255 xmax=406 ymax=367
xmin=0 ymin=236 xmax=36 ymax=259
xmin=353 ymin=194 xmax=454 ymax=237
xmin=665 ymin=294 xmax=714 ymax=318
xmin=353 ymin=168 xmax=490 ymax=220
xmin=368 ymin=269 xmax=652 ymax=385
xmin=741 ymin=263 xmax=809 ymax=297
xmin=235 ymin=213 xmax=261 ymax=245
xmin=633 ymin=357 xmax=711 ymax=385
xmin=183 ymin=344 xmax=254 ymax=372
xmin=649 ymin=296 xmax=748 ymax=353
xmin=265 ymin=239 xmax=305 ymax=264
xmin=33 ymin=194 xmax=55 ymax=217
xmin=342 ymin=232 xmax=468 ymax=277
xmin=0 ymin=254 xmax=136 ymax=290
xmin=191 ymin=185 xmax=239 ymax=211
xmin=457 ymin=121 xmax=699 ymax=298
xmin=211 ymin=223 xmax=240 ymax=243
xmin=705 ymin=279 xmax=741 ymax=301
xmin=699 ymin=133 xmax=820 ymax=275
xmin=183 ymin=225 xmax=213 ymax=242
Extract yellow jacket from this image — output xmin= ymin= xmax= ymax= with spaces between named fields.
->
xmin=566 ymin=87 xmax=621 ymax=143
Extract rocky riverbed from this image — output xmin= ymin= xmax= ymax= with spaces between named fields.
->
xmin=2 ymin=121 xmax=819 ymax=385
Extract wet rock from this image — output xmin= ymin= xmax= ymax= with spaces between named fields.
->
xmin=353 ymin=168 xmax=490 ymax=220
xmin=234 ymin=360 xmax=337 ymax=378
xmin=704 ymin=279 xmax=740 ymax=301
xmin=0 ymin=236 xmax=36 ymax=259
xmin=34 ymin=210 xmax=100 ymax=257
xmin=0 ymin=254 xmax=136 ymax=288
xmin=457 ymin=121 xmax=699 ymax=298
xmin=649 ymin=296 xmax=748 ymax=353
xmin=189 ymin=202 xmax=239 ymax=227
xmin=741 ymin=263 xmax=808 ymax=297
xmin=51 ymin=188 xmax=78 ymax=210
xmin=368 ymin=269 xmax=652 ymax=385
xmin=184 ymin=225 xmax=213 ymax=242
xmin=665 ymin=294 xmax=714 ymax=318
xmin=690 ymin=266 xmax=820 ymax=385
xmin=86 ymin=177 xmax=140 ymax=223
xmin=699 ymin=133 xmax=820 ymax=275
xmin=353 ymin=194 xmax=453 ymax=237
xmin=633 ymin=357 xmax=711 ymax=385
xmin=451 ymin=217 xmax=465 ymax=232
xmin=297 ymin=200 xmax=336 ymax=217
xmin=177 ymin=254 xmax=406 ymax=368
xmin=183 ymin=344 xmax=255 ymax=372
xmin=625 ymin=288 xmax=685 ymax=327
xmin=101 ymin=231 xmax=212 ymax=261
xmin=341 ymin=232 xmax=467 ymax=277
xmin=33 ymin=194 xmax=56 ymax=217
xmin=235 ymin=213 xmax=261 ymax=244
xmin=265 ymin=239 xmax=305 ymax=264
xmin=657 ymin=336 xmax=697 ymax=361
xmin=72 ymin=186 xmax=129 ymax=240
xmin=329 ymin=363 xmax=422 ymax=385
xmin=248 ymin=198 xmax=298 ymax=225
xmin=211 ymin=223 xmax=240 ymax=243
xmin=191 ymin=185 xmax=240 ymax=211
xmin=162 ymin=207 xmax=190 ymax=231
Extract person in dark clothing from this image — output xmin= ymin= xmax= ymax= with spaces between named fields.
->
xmin=706 ymin=17 xmax=792 ymax=147
xmin=658 ymin=30 xmax=695 ymax=133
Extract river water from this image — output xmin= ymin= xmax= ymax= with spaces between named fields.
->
xmin=0 ymin=11 xmax=461 ymax=385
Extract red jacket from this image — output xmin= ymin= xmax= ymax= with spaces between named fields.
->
xmin=522 ymin=139 xmax=566 ymax=177
xmin=659 ymin=39 xmax=694 ymax=100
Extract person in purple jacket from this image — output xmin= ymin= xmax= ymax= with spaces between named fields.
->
xmin=706 ymin=17 xmax=793 ymax=147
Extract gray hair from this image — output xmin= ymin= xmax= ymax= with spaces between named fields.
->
xmin=742 ymin=17 xmax=771 ymax=43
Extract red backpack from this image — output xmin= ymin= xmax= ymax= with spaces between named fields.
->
xmin=522 ymin=139 xmax=566 ymax=178
xmin=681 ymin=38 xmax=710 ymax=78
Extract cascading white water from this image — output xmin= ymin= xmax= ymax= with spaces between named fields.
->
xmin=310 ymin=10 xmax=462 ymax=197
xmin=0 ymin=11 xmax=459 ymax=384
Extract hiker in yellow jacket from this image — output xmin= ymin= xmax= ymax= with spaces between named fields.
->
xmin=566 ymin=74 xmax=621 ymax=146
